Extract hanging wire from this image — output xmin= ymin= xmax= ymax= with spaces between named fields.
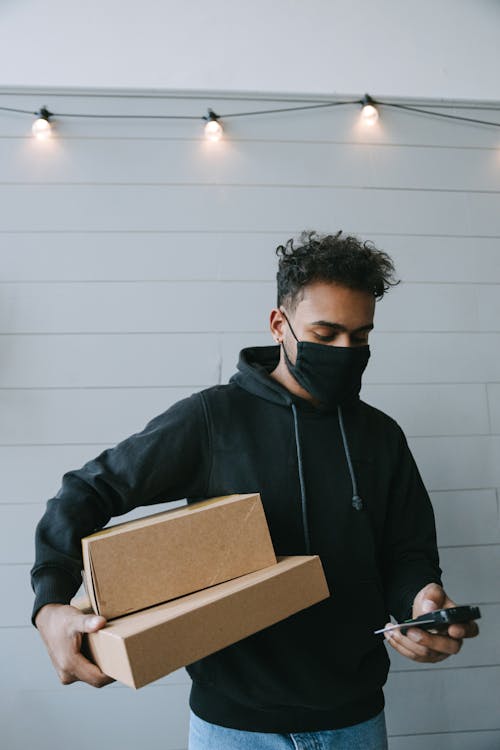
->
xmin=378 ymin=101 xmax=500 ymax=129
xmin=0 ymin=94 xmax=499 ymax=128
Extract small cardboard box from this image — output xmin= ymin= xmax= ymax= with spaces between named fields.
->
xmin=72 ymin=555 xmax=330 ymax=689
xmin=81 ymin=493 xmax=277 ymax=619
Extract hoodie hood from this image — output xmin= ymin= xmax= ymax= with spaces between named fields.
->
xmin=229 ymin=343 xmax=342 ymax=414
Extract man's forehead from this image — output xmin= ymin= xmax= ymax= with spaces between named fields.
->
xmin=295 ymin=282 xmax=375 ymax=317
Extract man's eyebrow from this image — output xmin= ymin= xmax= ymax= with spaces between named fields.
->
xmin=309 ymin=320 xmax=374 ymax=333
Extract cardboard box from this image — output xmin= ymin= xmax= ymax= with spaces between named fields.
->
xmin=81 ymin=493 xmax=277 ymax=619
xmin=72 ymin=555 xmax=330 ymax=689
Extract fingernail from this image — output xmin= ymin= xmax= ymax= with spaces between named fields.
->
xmin=422 ymin=599 xmax=436 ymax=612
xmin=408 ymin=630 xmax=422 ymax=642
xmin=89 ymin=616 xmax=102 ymax=627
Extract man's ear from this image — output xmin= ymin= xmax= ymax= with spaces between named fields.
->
xmin=269 ymin=308 xmax=285 ymax=343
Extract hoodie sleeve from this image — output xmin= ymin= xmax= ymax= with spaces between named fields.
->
xmin=30 ymin=390 xmax=211 ymax=628
xmin=381 ymin=424 xmax=443 ymax=623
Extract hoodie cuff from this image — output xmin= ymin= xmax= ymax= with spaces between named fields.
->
xmin=31 ymin=568 xmax=81 ymax=629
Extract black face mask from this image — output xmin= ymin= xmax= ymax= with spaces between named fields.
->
xmin=280 ymin=309 xmax=370 ymax=408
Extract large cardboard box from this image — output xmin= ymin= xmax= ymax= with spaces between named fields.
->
xmin=81 ymin=493 xmax=277 ymax=619
xmin=72 ymin=555 xmax=330 ymax=689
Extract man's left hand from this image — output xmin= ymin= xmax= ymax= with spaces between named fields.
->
xmin=382 ymin=582 xmax=480 ymax=663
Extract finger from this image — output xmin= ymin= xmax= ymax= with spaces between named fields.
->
xmin=448 ymin=621 xmax=479 ymax=639
xmin=404 ymin=627 xmax=462 ymax=655
xmin=391 ymin=631 xmax=448 ymax=661
xmin=385 ymin=631 xmax=449 ymax=662
xmin=70 ymin=651 xmax=115 ymax=687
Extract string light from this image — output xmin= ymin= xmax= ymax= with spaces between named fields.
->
xmin=0 ymin=94 xmax=499 ymax=141
xmin=360 ymin=94 xmax=379 ymax=125
xmin=203 ymin=109 xmax=223 ymax=141
xmin=32 ymin=106 xmax=53 ymax=139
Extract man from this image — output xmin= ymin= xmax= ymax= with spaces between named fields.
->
xmin=31 ymin=230 xmax=479 ymax=749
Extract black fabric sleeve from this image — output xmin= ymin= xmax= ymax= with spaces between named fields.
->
xmin=381 ymin=425 xmax=443 ymax=623
xmin=30 ymin=390 xmax=211 ymax=628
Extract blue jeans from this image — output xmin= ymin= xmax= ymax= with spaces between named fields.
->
xmin=188 ymin=707 xmax=389 ymax=749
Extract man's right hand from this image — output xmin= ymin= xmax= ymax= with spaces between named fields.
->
xmin=35 ymin=603 xmax=116 ymax=688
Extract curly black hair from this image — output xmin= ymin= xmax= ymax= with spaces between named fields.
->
xmin=275 ymin=229 xmax=400 ymax=312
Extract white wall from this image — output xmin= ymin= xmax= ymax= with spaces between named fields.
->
xmin=0 ymin=0 xmax=499 ymax=99
xmin=1 ymin=86 xmax=499 ymax=750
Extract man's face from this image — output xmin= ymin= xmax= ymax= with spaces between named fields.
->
xmin=278 ymin=280 xmax=376 ymax=354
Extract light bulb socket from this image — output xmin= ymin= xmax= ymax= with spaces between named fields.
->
xmin=361 ymin=94 xmax=376 ymax=108
xmin=203 ymin=108 xmax=220 ymax=123
xmin=36 ymin=106 xmax=53 ymax=122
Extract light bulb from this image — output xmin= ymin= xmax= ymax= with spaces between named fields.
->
xmin=204 ymin=118 xmax=223 ymax=141
xmin=361 ymin=103 xmax=379 ymax=125
xmin=203 ymin=109 xmax=223 ymax=141
xmin=360 ymin=94 xmax=379 ymax=126
xmin=32 ymin=107 xmax=53 ymax=139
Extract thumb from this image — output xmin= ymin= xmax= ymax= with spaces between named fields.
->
xmin=421 ymin=582 xmax=445 ymax=612
xmin=79 ymin=613 xmax=107 ymax=633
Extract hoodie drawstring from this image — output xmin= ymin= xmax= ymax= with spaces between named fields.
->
xmin=337 ymin=405 xmax=364 ymax=511
xmin=291 ymin=402 xmax=363 ymax=555
xmin=291 ymin=403 xmax=312 ymax=555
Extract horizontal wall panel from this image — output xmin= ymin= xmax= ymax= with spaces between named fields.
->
xmin=478 ymin=286 xmax=500 ymax=332
xmin=375 ymin=283 xmax=500 ymax=333
xmin=0 ymin=233 xmax=223 ymax=282
xmin=409 ymin=435 xmax=500 ymax=491
xmin=2 ymin=565 xmax=41 ymax=627
xmin=220 ymin=331 xmax=500 ymax=384
xmin=0 ymin=445 xmax=119 ymax=503
xmin=438 ymin=546 xmax=500 ymax=605
xmin=367 ymin=333 xmax=500 ymax=385
xmin=2 ymin=330 xmax=499 ymax=391
xmin=0 ymin=281 xmax=275 ymax=334
xmin=387 ymin=604 xmax=498 ymax=673
xmin=0 ymin=332 xmax=221 ymax=388
xmin=0 ymin=682 xmax=191 ymax=750
xmin=2 ymin=139 xmax=377 ymax=188
xmin=0 ymin=383 xmax=491 ymax=448
xmin=1 ymin=280 xmax=498 ymax=334
xmin=384 ymin=236 xmax=500 ymax=284
xmin=1 ymin=234 xmax=499 ymax=285
xmin=430 ymin=490 xmax=500 ymax=547
xmin=0 ymin=93 xmax=498 ymax=148
xmin=0 ymin=185 xmax=478 ymax=235
xmin=385 ymin=666 xmax=500 ymax=734
xmin=369 ymin=144 xmax=500 ymax=192
xmin=466 ymin=192 xmax=500 ymax=236
xmin=2 ymin=138 xmax=499 ymax=191
xmin=487 ymin=384 xmax=500 ymax=433
xmin=9 ymin=546 xmax=498 ymax=628
xmin=361 ymin=384 xmax=490 ymax=437
xmin=0 ymin=387 xmax=196 ymax=445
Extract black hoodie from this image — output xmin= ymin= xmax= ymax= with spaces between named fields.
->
xmin=30 ymin=344 xmax=443 ymax=732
